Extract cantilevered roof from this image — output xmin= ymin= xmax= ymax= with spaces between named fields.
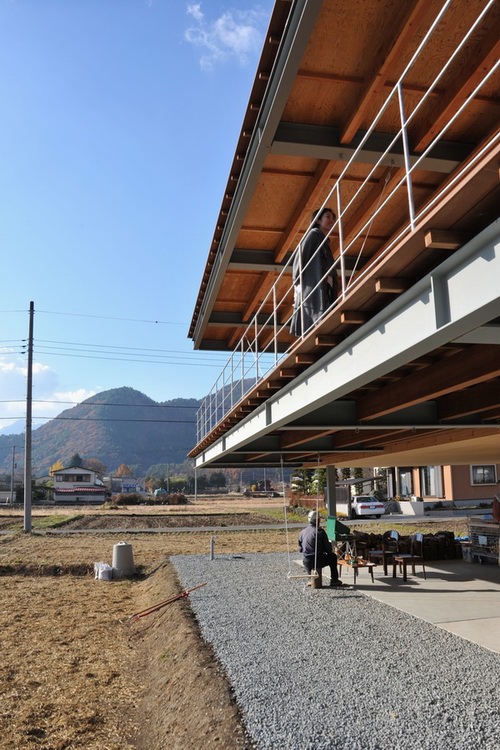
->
xmin=188 ymin=0 xmax=500 ymax=469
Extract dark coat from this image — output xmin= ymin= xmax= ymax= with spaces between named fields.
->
xmin=290 ymin=227 xmax=336 ymax=336
xmin=298 ymin=524 xmax=333 ymax=558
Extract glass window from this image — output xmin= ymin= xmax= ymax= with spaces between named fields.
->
xmin=419 ymin=466 xmax=442 ymax=497
xmin=470 ymin=465 xmax=497 ymax=485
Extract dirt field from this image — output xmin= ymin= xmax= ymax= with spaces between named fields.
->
xmin=0 ymin=502 xmax=467 ymax=749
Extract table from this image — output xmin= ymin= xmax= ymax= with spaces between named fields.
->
xmin=337 ymin=558 xmax=377 ymax=585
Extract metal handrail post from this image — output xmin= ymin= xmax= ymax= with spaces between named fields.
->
xmin=273 ymin=286 xmax=278 ymax=365
xmin=397 ymin=82 xmax=416 ymax=231
xmin=254 ymin=317 xmax=259 ymax=383
xmin=336 ymin=182 xmax=345 ymax=297
xmin=241 ymin=339 xmax=245 ymax=400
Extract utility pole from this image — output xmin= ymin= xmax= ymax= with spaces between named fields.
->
xmin=24 ymin=301 xmax=34 ymax=533
xmin=10 ymin=446 xmax=15 ymax=503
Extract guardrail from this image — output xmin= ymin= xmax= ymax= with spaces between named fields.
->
xmin=196 ymin=0 xmax=498 ymax=443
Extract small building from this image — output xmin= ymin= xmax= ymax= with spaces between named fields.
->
xmin=52 ymin=466 xmax=106 ymax=505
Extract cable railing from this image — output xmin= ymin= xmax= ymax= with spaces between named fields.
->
xmin=196 ymin=0 xmax=498 ymax=443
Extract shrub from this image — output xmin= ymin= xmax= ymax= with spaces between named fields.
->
xmin=113 ymin=493 xmax=143 ymax=506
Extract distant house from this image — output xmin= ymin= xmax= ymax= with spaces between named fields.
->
xmin=52 ymin=466 xmax=107 ymax=505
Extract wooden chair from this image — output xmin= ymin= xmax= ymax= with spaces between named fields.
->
xmin=367 ymin=530 xmax=400 ymax=575
xmin=392 ymin=532 xmax=427 ymax=582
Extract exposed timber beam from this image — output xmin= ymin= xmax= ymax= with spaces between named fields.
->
xmin=437 ymin=380 xmax=500 ymax=421
xmin=340 ymin=0 xmax=435 ymax=144
xmin=228 ymin=248 xmax=365 ymax=273
xmin=208 ymin=311 xmax=283 ymax=327
xmin=424 ymin=229 xmax=472 ymax=250
xmin=357 ymin=345 xmax=500 ymax=421
xmin=413 ymin=21 xmax=500 ymax=152
xmin=271 ymin=122 xmax=472 ymax=173
xmin=375 ymin=278 xmax=411 ymax=293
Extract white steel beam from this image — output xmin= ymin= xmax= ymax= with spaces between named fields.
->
xmin=195 ymin=219 xmax=500 ymax=467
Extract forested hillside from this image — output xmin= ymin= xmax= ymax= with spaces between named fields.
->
xmin=0 ymin=387 xmax=200 ymax=475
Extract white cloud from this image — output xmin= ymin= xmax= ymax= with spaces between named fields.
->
xmin=185 ymin=3 xmax=269 ymax=70
xmin=0 ymin=355 xmax=97 ymax=433
xmin=187 ymin=3 xmax=204 ymax=22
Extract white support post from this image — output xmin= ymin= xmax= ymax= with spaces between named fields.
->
xmin=397 ymin=82 xmax=416 ymax=231
xmin=336 ymin=182 xmax=345 ymax=298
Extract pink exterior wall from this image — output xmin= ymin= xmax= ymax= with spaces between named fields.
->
xmin=442 ymin=466 xmax=453 ymax=500
xmin=450 ymin=465 xmax=500 ymax=501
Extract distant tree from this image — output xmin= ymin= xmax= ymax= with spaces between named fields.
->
xmin=169 ymin=476 xmax=185 ymax=493
xmin=353 ymin=467 xmax=364 ymax=495
xmin=197 ymin=474 xmax=209 ymax=492
xmin=68 ymin=453 xmax=83 ymax=468
xmin=145 ymin=463 xmax=170 ymax=480
xmin=83 ymin=458 xmax=107 ymax=477
xmin=209 ymin=471 xmax=226 ymax=490
xmin=115 ymin=463 xmax=133 ymax=477
xmin=49 ymin=460 xmax=64 ymax=476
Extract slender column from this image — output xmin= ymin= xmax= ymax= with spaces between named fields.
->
xmin=325 ymin=466 xmax=337 ymax=517
xmin=24 ymin=301 xmax=34 ymax=533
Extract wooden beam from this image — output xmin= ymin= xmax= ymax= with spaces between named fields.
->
xmin=438 ymin=380 xmax=500 ymax=421
xmin=341 ymin=311 xmax=369 ymax=325
xmin=358 ymin=346 xmax=500 ymax=421
xmin=274 ymin=159 xmax=335 ymax=263
xmin=266 ymin=382 xmax=281 ymax=391
xmin=242 ymin=269 xmax=278 ymax=322
xmin=295 ymin=354 xmax=316 ymax=365
xmin=279 ymin=368 xmax=297 ymax=378
xmin=424 ymin=229 xmax=470 ymax=250
xmin=341 ymin=0 xmax=434 ymax=143
xmin=413 ymin=23 xmax=500 ymax=152
xmin=315 ymin=335 xmax=340 ymax=347
xmin=281 ymin=429 xmax=335 ymax=449
xmin=375 ymin=278 xmax=411 ymax=293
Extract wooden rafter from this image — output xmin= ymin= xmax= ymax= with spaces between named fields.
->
xmin=413 ymin=22 xmax=500 ymax=152
xmin=358 ymin=346 xmax=500 ymax=421
xmin=437 ymin=380 xmax=500 ymax=420
xmin=340 ymin=0 xmax=435 ymax=144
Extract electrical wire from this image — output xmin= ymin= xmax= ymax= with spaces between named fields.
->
xmin=0 ymin=400 xmax=199 ymax=408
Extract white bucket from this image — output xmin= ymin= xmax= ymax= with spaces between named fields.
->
xmin=112 ymin=542 xmax=135 ymax=577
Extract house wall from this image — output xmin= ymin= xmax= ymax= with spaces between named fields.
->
xmin=442 ymin=466 xmax=454 ymax=501
xmin=449 ymin=465 xmax=500 ymax=502
xmin=53 ymin=468 xmax=96 ymax=488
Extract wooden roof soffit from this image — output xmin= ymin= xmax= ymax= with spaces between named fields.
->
xmin=340 ymin=0 xmax=437 ymax=144
xmin=412 ymin=20 xmax=500 ymax=152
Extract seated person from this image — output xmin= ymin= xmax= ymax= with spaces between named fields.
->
xmin=298 ymin=511 xmax=343 ymax=587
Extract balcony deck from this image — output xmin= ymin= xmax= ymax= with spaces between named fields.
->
xmin=188 ymin=0 xmax=500 ymax=469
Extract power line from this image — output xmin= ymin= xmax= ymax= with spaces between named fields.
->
xmin=0 ymin=400 xmax=200 ymax=408
xmin=37 ymin=309 xmax=185 ymax=325
xmin=30 ymin=349 xmax=222 ymax=366
xmin=35 ymin=338 xmax=228 ymax=361
xmin=2 ymin=416 xmax=196 ymax=423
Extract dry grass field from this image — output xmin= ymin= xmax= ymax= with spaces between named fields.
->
xmin=0 ymin=501 xmax=467 ymax=749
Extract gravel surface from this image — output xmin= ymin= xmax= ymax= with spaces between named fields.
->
xmin=173 ymin=552 xmax=499 ymax=750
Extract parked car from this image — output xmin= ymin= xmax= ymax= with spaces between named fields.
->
xmin=350 ymin=495 xmax=385 ymax=519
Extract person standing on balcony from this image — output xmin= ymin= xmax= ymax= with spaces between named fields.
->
xmin=290 ymin=207 xmax=337 ymax=336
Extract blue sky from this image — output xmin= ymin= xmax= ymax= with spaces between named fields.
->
xmin=0 ymin=0 xmax=273 ymax=432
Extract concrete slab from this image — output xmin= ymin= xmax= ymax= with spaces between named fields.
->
xmin=294 ymin=557 xmax=500 ymax=654
xmin=353 ymin=559 xmax=500 ymax=655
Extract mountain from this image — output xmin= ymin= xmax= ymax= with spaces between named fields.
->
xmin=0 ymin=387 xmax=200 ymax=476
xmin=0 ymin=419 xmax=26 ymax=436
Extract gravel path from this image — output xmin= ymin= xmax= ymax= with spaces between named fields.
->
xmin=173 ymin=552 xmax=499 ymax=750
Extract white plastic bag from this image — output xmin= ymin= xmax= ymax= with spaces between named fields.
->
xmin=94 ymin=562 xmax=113 ymax=581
